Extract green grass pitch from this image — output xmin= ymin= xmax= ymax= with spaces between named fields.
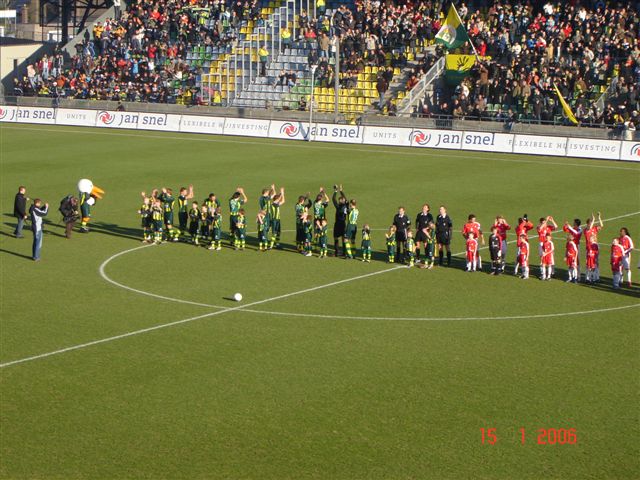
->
xmin=1 ymin=123 xmax=639 ymax=479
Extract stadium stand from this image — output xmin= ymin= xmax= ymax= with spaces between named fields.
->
xmin=11 ymin=0 xmax=640 ymax=132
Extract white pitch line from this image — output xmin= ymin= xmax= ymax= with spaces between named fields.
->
xmin=241 ymin=303 xmax=640 ymax=322
xmin=0 ymin=264 xmax=403 ymax=369
xmin=3 ymin=124 xmax=640 ymax=171
xmin=98 ymin=244 xmax=228 ymax=310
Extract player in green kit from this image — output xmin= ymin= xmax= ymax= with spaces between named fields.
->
xmin=259 ymin=185 xmax=276 ymax=242
xmin=424 ymin=221 xmax=436 ymax=269
xmin=198 ymin=205 xmax=209 ymax=245
xmin=269 ymin=188 xmax=285 ymax=249
xmin=229 ymin=187 xmax=247 ymax=246
xmin=406 ymin=229 xmax=416 ymax=267
xmin=202 ymin=192 xmax=219 ymax=243
xmin=344 ymin=199 xmax=359 ymax=259
xmin=361 ymin=224 xmax=372 ymax=262
xmin=208 ymin=207 xmax=223 ymax=251
xmin=234 ymin=208 xmax=247 ymax=250
xmin=138 ymin=194 xmax=152 ymax=242
xmin=386 ymin=225 xmax=397 ymax=263
xmin=312 ymin=187 xmax=330 ymax=222
xmin=301 ymin=212 xmax=313 ymax=256
xmin=295 ymin=193 xmax=312 ymax=252
xmin=177 ymin=185 xmax=194 ymax=240
xmin=188 ymin=201 xmax=201 ymax=245
xmin=158 ymin=187 xmax=179 ymax=242
xmin=151 ymin=199 xmax=164 ymax=244
xmin=316 ymin=218 xmax=329 ymax=257
xmin=257 ymin=210 xmax=269 ymax=251
xmin=204 ymin=193 xmax=221 ymax=211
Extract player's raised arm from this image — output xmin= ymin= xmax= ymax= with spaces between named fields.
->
xmin=238 ymin=187 xmax=248 ymax=203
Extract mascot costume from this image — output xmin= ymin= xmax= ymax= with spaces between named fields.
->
xmin=78 ymin=179 xmax=105 ymax=233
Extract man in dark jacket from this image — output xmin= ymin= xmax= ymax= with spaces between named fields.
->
xmin=415 ymin=204 xmax=434 ymax=263
xmin=393 ymin=207 xmax=411 ymax=263
xmin=13 ymin=186 xmax=28 ymax=238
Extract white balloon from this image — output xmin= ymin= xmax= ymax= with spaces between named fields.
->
xmin=78 ymin=178 xmax=94 ymax=194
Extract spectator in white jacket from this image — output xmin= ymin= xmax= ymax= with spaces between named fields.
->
xmin=29 ymin=199 xmax=49 ymax=261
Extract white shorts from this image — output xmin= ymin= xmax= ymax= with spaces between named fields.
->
xmin=622 ymin=254 xmax=631 ymax=270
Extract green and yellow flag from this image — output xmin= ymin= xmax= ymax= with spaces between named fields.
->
xmin=553 ymin=84 xmax=578 ymax=125
xmin=435 ymin=5 xmax=470 ymax=50
xmin=445 ymin=54 xmax=475 ymax=84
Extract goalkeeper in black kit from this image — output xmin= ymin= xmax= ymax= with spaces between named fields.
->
xmin=332 ymin=185 xmax=349 ymax=257
xmin=489 ymin=226 xmax=503 ymax=275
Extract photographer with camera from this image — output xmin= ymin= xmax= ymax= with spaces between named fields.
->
xmin=29 ymin=199 xmax=49 ymax=261
xmin=59 ymin=195 xmax=80 ymax=238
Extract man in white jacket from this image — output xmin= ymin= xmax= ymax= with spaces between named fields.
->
xmin=29 ymin=199 xmax=49 ymax=261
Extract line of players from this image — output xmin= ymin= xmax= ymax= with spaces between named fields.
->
xmin=460 ymin=212 xmax=635 ymax=289
xmin=137 ymin=186 xmax=635 ymax=289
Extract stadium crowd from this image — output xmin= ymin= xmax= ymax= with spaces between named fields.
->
xmin=12 ymin=0 xmax=264 ymax=103
xmin=12 ymin=0 xmax=640 ymax=130
xmin=417 ymin=0 xmax=640 ymax=132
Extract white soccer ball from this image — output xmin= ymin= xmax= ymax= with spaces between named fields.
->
xmin=233 ymin=293 xmax=243 ymax=302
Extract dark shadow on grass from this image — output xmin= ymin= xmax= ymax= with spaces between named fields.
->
xmin=0 ymin=248 xmax=33 ymax=261
xmin=0 ymin=231 xmax=21 ymax=239
xmin=88 ymin=222 xmax=143 ymax=241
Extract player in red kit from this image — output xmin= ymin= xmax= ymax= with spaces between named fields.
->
xmin=518 ymin=233 xmax=530 ymax=279
xmin=586 ymin=238 xmax=599 ymax=284
xmin=563 ymin=219 xmax=583 ymax=280
xmin=583 ymin=212 xmax=603 ymax=283
xmin=465 ymin=231 xmax=479 ymax=272
xmin=462 ymin=214 xmax=484 ymax=270
xmin=514 ymin=215 xmax=533 ymax=275
xmin=492 ymin=215 xmax=511 ymax=258
xmin=619 ymin=227 xmax=635 ymax=287
xmin=541 ymin=233 xmax=555 ymax=280
xmin=565 ymin=235 xmax=578 ymax=283
xmin=537 ymin=216 xmax=558 ymax=276
xmin=611 ymin=238 xmax=625 ymax=289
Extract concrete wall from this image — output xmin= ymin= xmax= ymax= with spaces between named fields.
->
xmin=1 ymin=43 xmax=43 ymax=81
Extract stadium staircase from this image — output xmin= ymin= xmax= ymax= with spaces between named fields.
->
xmin=230 ymin=0 xmax=348 ymax=110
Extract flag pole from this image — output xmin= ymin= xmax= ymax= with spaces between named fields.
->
xmin=452 ymin=3 xmax=480 ymax=60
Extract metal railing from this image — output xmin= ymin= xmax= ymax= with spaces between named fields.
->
xmin=397 ymin=56 xmax=445 ymax=115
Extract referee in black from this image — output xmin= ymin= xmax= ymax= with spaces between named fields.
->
xmin=436 ymin=205 xmax=453 ymax=266
xmin=415 ymin=203 xmax=434 ymax=263
xmin=332 ymin=184 xmax=348 ymax=257
xmin=393 ymin=206 xmax=410 ymax=262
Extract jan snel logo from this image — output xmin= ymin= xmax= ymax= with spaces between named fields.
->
xmin=280 ymin=122 xmax=299 ymax=137
xmin=410 ymin=130 xmax=431 ymax=145
xmin=98 ymin=111 xmax=115 ymax=125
